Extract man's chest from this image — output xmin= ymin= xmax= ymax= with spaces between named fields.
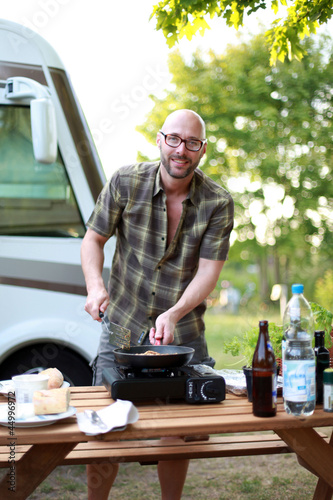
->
xmin=166 ymin=196 xmax=184 ymax=245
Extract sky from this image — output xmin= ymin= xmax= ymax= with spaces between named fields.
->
xmin=1 ymin=1 xmax=331 ymax=177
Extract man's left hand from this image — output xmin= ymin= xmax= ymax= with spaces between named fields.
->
xmin=149 ymin=311 xmax=176 ymax=345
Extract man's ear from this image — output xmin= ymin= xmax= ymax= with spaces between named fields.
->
xmin=156 ymin=132 xmax=161 ymax=147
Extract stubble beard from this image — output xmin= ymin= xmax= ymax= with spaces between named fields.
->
xmin=160 ymin=149 xmax=201 ymax=179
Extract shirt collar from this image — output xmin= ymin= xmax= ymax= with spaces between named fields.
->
xmin=153 ymin=163 xmax=164 ymax=197
xmin=188 ymin=173 xmax=200 ymax=207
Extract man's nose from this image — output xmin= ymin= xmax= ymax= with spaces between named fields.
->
xmin=175 ymin=141 xmax=187 ymax=153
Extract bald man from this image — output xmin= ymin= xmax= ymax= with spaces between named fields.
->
xmin=81 ymin=109 xmax=234 ymax=499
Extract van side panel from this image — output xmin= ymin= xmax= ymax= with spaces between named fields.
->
xmin=0 ymin=19 xmax=114 ymax=383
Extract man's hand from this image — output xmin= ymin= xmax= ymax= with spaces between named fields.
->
xmin=84 ymin=287 xmax=110 ymax=321
xmin=149 ymin=310 xmax=177 ymax=345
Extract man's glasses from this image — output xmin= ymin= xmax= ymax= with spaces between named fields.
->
xmin=159 ymin=131 xmax=206 ymax=152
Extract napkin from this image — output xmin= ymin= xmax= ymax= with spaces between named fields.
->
xmin=215 ymin=368 xmax=283 ymax=396
xmin=76 ymin=399 xmax=139 ymax=436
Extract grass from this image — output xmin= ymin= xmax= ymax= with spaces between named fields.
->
xmin=2 ymin=453 xmax=318 ymax=499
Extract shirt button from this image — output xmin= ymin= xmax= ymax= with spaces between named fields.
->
xmin=152 ymin=291 xmax=155 ymax=295
xmin=161 ymin=237 xmax=165 ymax=241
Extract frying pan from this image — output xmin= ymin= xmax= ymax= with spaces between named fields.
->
xmin=113 ymin=345 xmax=194 ymax=369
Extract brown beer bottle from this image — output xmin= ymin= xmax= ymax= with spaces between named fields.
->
xmin=252 ymin=320 xmax=277 ymax=417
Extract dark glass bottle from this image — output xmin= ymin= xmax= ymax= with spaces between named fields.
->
xmin=314 ymin=330 xmax=330 ymax=404
xmin=252 ymin=320 xmax=277 ymax=417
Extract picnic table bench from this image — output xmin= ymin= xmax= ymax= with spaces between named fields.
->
xmin=0 ymin=432 xmax=308 ymax=467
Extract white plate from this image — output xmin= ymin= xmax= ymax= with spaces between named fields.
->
xmin=0 ymin=380 xmax=70 ymax=395
xmin=0 ymin=405 xmax=76 ymax=427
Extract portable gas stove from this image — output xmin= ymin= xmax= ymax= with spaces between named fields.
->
xmin=102 ymin=364 xmax=225 ymax=404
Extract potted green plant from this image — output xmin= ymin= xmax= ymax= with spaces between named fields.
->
xmin=310 ymin=302 xmax=333 ymax=340
xmin=223 ymin=322 xmax=284 ymax=369
xmin=310 ymin=302 xmax=333 ymax=365
xmin=222 ymin=322 xmax=283 ymax=401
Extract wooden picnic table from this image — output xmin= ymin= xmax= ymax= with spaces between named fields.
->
xmin=0 ymin=386 xmax=332 ymax=500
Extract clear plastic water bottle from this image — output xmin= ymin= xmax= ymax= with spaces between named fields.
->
xmin=282 ymin=284 xmax=316 ymax=417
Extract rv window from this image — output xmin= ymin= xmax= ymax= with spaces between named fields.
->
xmin=0 ymin=104 xmax=85 ymax=237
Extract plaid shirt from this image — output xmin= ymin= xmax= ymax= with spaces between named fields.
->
xmin=87 ymin=162 xmax=234 ymax=344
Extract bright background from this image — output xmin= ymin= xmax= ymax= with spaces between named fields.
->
xmin=1 ymin=1 xmax=331 ymax=177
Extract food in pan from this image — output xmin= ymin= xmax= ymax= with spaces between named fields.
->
xmin=135 ymin=350 xmax=168 ymax=355
xmin=33 ymin=387 xmax=71 ymax=415
xmin=39 ymin=367 xmax=64 ymax=389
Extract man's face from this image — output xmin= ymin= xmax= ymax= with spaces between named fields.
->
xmin=159 ymin=142 xmax=205 ymax=179
xmin=157 ymin=113 xmax=207 ymax=180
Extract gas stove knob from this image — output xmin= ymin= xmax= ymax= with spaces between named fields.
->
xmin=201 ymin=381 xmax=225 ymax=401
xmin=204 ymin=382 xmax=221 ymax=396
xmin=200 ymin=381 xmax=218 ymax=400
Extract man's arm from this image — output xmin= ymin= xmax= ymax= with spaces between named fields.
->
xmin=80 ymin=228 xmax=110 ymax=320
xmin=149 ymin=258 xmax=225 ymax=345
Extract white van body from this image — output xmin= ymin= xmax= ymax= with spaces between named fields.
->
xmin=0 ymin=19 xmax=115 ymax=384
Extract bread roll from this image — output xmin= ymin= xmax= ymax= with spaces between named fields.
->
xmin=33 ymin=387 xmax=71 ymax=415
xmin=40 ymin=367 xmax=64 ymax=389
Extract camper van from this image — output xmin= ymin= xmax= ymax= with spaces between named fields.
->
xmin=0 ymin=19 xmax=115 ymax=384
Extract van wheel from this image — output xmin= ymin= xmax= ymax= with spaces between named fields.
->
xmin=0 ymin=343 xmax=93 ymax=386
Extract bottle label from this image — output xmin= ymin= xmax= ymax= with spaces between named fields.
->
xmin=324 ymin=384 xmax=333 ymax=412
xmin=283 ymin=360 xmax=316 ymax=402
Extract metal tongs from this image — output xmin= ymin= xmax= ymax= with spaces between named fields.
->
xmin=84 ymin=409 xmax=108 ymax=430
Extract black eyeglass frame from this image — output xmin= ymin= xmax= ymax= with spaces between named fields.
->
xmin=159 ymin=131 xmax=206 ymax=152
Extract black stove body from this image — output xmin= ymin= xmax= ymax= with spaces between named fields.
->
xmin=102 ymin=364 xmax=225 ymax=404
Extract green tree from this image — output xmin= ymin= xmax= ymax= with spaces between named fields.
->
xmin=137 ymin=33 xmax=333 ymax=297
xmin=150 ymin=0 xmax=333 ymax=64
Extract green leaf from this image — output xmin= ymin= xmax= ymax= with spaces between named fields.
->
xmin=271 ymin=0 xmax=279 ymax=15
xmin=150 ymin=0 xmax=333 ymax=66
xmin=229 ymin=2 xmax=242 ymax=29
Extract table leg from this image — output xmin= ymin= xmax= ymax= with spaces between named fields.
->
xmin=276 ymin=427 xmax=333 ymax=500
xmin=0 ymin=441 xmax=77 ymax=500
xmin=312 ymin=431 xmax=333 ymax=500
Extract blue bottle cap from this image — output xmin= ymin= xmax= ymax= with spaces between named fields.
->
xmin=291 ymin=283 xmax=304 ymax=294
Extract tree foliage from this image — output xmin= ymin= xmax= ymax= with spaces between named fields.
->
xmin=137 ymin=33 xmax=333 ymax=288
xmin=150 ymin=0 xmax=333 ymax=64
